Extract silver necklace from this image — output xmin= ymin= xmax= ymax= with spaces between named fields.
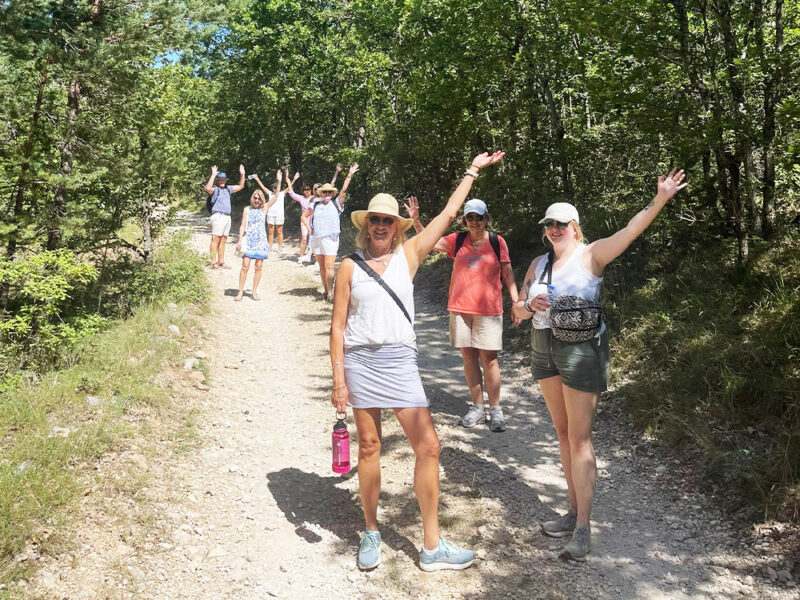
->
xmin=364 ymin=247 xmax=390 ymax=266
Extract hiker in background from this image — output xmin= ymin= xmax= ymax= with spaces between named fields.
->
xmin=266 ymin=176 xmax=287 ymax=253
xmin=234 ymin=171 xmax=281 ymax=301
xmin=285 ymin=171 xmax=313 ymax=259
xmin=204 ymin=164 xmax=245 ymax=269
xmin=330 ymin=151 xmax=504 ymax=572
xmin=308 ymin=164 xmax=359 ymax=301
xmin=512 ymin=168 xmax=687 ymax=562
xmin=407 ymin=197 xmax=519 ymax=432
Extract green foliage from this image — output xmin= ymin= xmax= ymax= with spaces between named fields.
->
xmin=0 ymin=250 xmax=104 ymax=378
xmin=607 ymin=236 xmax=800 ymax=517
xmin=127 ymin=232 xmax=210 ymax=308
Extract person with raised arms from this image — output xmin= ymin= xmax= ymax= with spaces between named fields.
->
xmin=204 ymin=164 xmax=245 ymax=269
xmin=307 ymin=163 xmax=358 ymax=300
xmin=233 ymin=171 xmax=282 ymax=301
xmin=330 ymin=151 xmax=504 ymax=571
xmin=512 ymin=168 xmax=687 ymax=561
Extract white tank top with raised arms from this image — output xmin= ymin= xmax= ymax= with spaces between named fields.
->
xmin=344 ymin=247 xmax=417 ymax=349
xmin=529 ymin=244 xmax=604 ymax=332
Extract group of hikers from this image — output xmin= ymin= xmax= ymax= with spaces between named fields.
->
xmin=203 ymin=152 xmax=687 ymax=570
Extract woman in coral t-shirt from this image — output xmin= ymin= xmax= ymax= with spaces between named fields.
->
xmin=408 ymin=197 xmax=519 ymax=432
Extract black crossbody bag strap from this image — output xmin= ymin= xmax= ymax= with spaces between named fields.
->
xmin=537 ymin=250 xmax=554 ymax=286
xmin=349 ymin=253 xmax=413 ymax=325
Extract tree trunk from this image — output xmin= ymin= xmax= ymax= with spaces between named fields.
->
xmin=48 ymin=79 xmax=80 ymax=251
xmin=762 ymin=0 xmax=783 ymax=239
xmin=540 ymin=76 xmax=574 ymax=201
xmin=7 ymin=56 xmax=51 ymax=258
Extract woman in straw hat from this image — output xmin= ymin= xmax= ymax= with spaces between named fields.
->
xmin=511 ymin=168 xmax=687 ymax=561
xmin=330 ymin=151 xmax=504 ymax=572
xmin=308 ymin=163 xmax=359 ymax=300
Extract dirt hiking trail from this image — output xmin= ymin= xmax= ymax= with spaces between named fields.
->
xmin=26 ymin=213 xmax=796 ymax=600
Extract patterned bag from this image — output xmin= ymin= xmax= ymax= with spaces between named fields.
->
xmin=549 ymin=295 xmax=603 ymax=343
xmin=538 ymin=250 xmax=603 ymax=343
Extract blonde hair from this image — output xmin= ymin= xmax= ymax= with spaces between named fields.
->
xmin=541 ymin=220 xmax=586 ymax=246
xmin=355 ymin=219 xmax=408 ymax=252
xmin=250 ymin=190 xmax=265 ymax=208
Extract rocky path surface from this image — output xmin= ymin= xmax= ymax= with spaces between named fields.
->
xmin=26 ymin=213 xmax=796 ymax=599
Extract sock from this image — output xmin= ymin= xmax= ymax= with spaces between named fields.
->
xmin=421 ymin=542 xmax=439 ymax=555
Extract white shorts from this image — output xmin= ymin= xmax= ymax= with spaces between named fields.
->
xmin=310 ymin=235 xmax=339 ymax=257
xmin=300 ymin=223 xmax=309 ymax=237
xmin=449 ymin=313 xmax=503 ymax=351
xmin=267 ymin=215 xmax=285 ymax=226
xmin=210 ymin=212 xmax=231 ymax=237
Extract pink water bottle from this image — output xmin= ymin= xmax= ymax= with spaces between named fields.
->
xmin=332 ymin=413 xmax=351 ymax=474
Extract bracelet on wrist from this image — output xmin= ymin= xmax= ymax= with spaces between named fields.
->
xmin=523 ymin=298 xmax=534 ymax=312
xmin=464 ymin=168 xmax=479 ymax=179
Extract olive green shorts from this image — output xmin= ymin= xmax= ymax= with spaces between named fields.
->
xmin=530 ymin=327 xmax=609 ymax=393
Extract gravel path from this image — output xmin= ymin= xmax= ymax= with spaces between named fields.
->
xmin=25 ymin=213 xmax=796 ymax=599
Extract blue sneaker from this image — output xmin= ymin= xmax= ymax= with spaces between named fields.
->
xmin=358 ymin=530 xmax=382 ymax=570
xmin=419 ymin=538 xmax=475 ymax=571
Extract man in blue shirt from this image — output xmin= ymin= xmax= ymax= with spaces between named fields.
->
xmin=205 ymin=164 xmax=245 ymax=268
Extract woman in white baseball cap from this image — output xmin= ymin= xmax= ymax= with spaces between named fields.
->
xmin=406 ymin=197 xmax=520 ymax=433
xmin=512 ymin=169 xmax=687 ymax=561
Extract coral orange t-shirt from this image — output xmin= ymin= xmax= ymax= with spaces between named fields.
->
xmin=444 ymin=232 xmax=511 ymax=316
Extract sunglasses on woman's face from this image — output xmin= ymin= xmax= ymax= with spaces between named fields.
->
xmin=368 ymin=215 xmax=395 ymax=227
xmin=465 ymin=213 xmax=485 ymax=222
xmin=543 ymin=219 xmax=570 ymax=230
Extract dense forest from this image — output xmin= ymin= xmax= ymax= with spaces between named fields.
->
xmin=1 ymin=1 xmax=798 ymax=517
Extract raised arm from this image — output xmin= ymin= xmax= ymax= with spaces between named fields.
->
xmin=205 ymin=165 xmax=218 ymax=195
xmin=336 ymin=163 xmax=359 ymax=207
xmin=406 ymin=151 xmax=504 ymax=269
xmin=586 ymin=168 xmax=687 ymax=274
xmin=264 ymin=170 xmax=282 ymax=211
xmin=230 ymin=164 xmax=246 ymax=193
xmin=330 ymin=164 xmax=342 ymax=186
xmin=285 ymin=171 xmax=306 ymax=203
xmin=404 ymin=195 xmax=448 ymax=252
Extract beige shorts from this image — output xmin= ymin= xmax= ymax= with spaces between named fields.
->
xmin=267 ymin=215 xmax=285 ymax=226
xmin=449 ymin=313 xmax=503 ymax=351
xmin=210 ymin=212 xmax=231 ymax=237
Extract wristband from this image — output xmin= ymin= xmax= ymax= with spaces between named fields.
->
xmin=523 ymin=298 xmax=534 ymax=313
xmin=464 ymin=168 xmax=479 ymax=179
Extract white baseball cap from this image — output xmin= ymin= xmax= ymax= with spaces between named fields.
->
xmin=463 ymin=199 xmax=488 ymax=216
xmin=538 ymin=202 xmax=579 ymax=225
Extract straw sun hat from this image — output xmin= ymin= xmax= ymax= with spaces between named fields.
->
xmin=351 ymin=194 xmax=414 ymax=232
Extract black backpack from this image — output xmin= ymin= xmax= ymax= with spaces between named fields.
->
xmin=454 ymin=231 xmax=501 ymax=261
xmin=205 ymin=187 xmax=218 ymax=214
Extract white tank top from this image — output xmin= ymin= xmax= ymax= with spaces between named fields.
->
xmin=344 ymin=247 xmax=417 ymax=349
xmin=529 ymin=245 xmax=604 ymax=331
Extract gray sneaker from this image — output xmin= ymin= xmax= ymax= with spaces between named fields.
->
xmin=489 ymin=406 xmax=506 ymax=432
xmin=559 ymin=524 xmax=591 ymax=562
xmin=358 ymin=530 xmax=382 ymax=570
xmin=540 ymin=509 xmax=577 ymax=538
xmin=460 ymin=404 xmax=488 ymax=428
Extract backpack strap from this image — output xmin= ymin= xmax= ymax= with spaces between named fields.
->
xmin=538 ymin=250 xmax=555 ymax=286
xmin=454 ymin=231 xmax=501 ymax=262
xmin=453 ymin=231 xmax=469 ymax=255
xmin=488 ymin=231 xmax=501 ymax=262
xmin=348 ymin=253 xmax=413 ymax=325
